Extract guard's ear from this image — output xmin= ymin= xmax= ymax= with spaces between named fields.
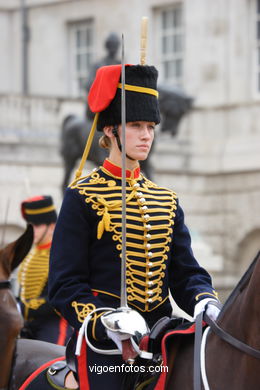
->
xmin=11 ymin=224 xmax=34 ymax=271
xmin=103 ymin=126 xmax=115 ymax=138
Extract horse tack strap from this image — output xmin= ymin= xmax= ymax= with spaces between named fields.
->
xmin=0 ymin=281 xmax=11 ymax=289
xmin=193 ymin=311 xmax=204 ymax=390
xmin=205 ymin=314 xmax=260 ymax=360
xmin=18 ymin=356 xmax=65 ymax=390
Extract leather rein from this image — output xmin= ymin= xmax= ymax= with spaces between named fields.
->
xmin=194 ymin=302 xmax=260 ymax=390
xmin=204 ymin=314 xmax=260 ymax=360
xmin=0 ymin=280 xmax=11 ymax=390
xmin=0 ymin=280 xmax=11 ymax=289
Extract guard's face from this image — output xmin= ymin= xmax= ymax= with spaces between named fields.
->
xmin=119 ymin=121 xmax=155 ymax=161
xmin=32 ymin=224 xmax=48 ymax=245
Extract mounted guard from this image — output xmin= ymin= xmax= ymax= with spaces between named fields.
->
xmin=49 ymin=18 xmax=220 ymax=389
xmin=18 ymin=195 xmax=73 ymax=345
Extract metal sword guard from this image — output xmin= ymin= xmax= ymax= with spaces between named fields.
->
xmin=76 ymin=307 xmax=152 ymax=361
xmin=101 ymin=307 xmax=150 ymax=343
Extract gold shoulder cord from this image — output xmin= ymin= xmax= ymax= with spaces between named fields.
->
xmin=69 ymin=112 xmax=99 ymax=188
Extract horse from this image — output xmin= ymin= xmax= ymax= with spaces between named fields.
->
xmin=0 ymin=225 xmax=66 ymax=390
xmin=162 ymin=251 xmax=260 ymax=389
xmin=60 ymin=86 xmax=193 ymax=194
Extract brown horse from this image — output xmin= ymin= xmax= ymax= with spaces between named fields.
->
xmin=0 ymin=226 xmax=65 ymax=390
xmin=163 ymin=252 xmax=260 ymax=390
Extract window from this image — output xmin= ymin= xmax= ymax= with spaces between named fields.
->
xmin=157 ymin=4 xmax=184 ymax=86
xmin=257 ymin=0 xmax=260 ymax=92
xmin=69 ymin=20 xmax=94 ymax=96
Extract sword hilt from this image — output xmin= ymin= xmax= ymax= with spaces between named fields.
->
xmin=122 ymin=339 xmax=138 ymax=363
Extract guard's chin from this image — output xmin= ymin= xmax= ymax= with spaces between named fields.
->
xmin=134 ymin=151 xmax=150 ymax=161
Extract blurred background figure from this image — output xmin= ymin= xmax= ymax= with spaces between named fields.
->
xmin=17 ymin=195 xmax=73 ymax=345
xmin=85 ymin=32 xmax=121 ymax=95
xmin=85 ymin=32 xmax=121 ymax=120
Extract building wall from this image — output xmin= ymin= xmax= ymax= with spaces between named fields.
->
xmin=1 ymin=0 xmax=259 ymax=101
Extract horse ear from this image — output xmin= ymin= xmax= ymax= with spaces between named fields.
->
xmin=11 ymin=225 xmax=34 ymax=271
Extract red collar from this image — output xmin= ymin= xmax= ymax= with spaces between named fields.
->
xmin=103 ymin=159 xmax=140 ymax=179
xmin=36 ymin=241 xmax=52 ymax=250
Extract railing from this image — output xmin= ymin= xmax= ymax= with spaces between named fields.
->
xmin=0 ymin=93 xmax=85 ymax=143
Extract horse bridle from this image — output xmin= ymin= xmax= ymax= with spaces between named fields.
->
xmin=194 ymin=302 xmax=260 ymax=390
xmin=0 ymin=280 xmax=11 ymax=289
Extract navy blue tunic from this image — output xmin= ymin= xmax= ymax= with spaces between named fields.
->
xmin=49 ymin=160 xmax=217 ymax=387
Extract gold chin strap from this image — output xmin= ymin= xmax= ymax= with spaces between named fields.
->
xmin=118 ymin=83 xmax=159 ymax=98
xmin=69 ymin=112 xmax=100 ymax=187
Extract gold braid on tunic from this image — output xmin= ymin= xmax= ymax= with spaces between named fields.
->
xmin=71 ymin=167 xmax=177 ymax=312
xmin=18 ymin=246 xmax=50 ymax=318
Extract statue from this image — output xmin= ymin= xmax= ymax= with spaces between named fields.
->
xmin=85 ymin=33 xmax=121 ymax=120
xmin=159 ymin=85 xmax=193 ymax=135
xmin=86 ymin=33 xmax=121 ymax=92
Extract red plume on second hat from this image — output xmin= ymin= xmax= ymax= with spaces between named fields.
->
xmin=87 ymin=64 xmax=160 ymax=131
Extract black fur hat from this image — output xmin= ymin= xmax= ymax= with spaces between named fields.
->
xmin=21 ymin=195 xmax=57 ymax=225
xmin=88 ymin=64 xmax=160 ymax=131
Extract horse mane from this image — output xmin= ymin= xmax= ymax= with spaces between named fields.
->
xmin=217 ymin=251 xmax=260 ymax=320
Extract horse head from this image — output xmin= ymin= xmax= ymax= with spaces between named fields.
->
xmin=214 ymin=253 xmax=259 ymax=348
xmin=0 ymin=225 xmax=33 ymax=389
xmin=198 ymin=252 xmax=260 ymax=390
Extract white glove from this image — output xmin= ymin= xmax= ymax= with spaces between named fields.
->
xmin=106 ymin=329 xmax=131 ymax=352
xmin=193 ymin=298 xmax=220 ymax=321
xmin=206 ymin=303 xmax=221 ymax=321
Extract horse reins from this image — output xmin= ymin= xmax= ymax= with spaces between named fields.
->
xmin=204 ymin=314 xmax=260 ymax=359
xmin=0 ymin=280 xmax=11 ymax=289
xmin=194 ymin=302 xmax=260 ymax=390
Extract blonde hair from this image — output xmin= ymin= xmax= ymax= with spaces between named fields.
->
xmin=99 ymin=134 xmax=111 ymax=149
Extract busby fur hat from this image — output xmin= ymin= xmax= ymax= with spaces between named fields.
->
xmin=88 ymin=64 xmax=160 ymax=131
xmin=21 ymin=195 xmax=57 ymax=225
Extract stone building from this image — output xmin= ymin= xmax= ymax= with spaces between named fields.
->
xmin=0 ymin=0 xmax=260 ymax=302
